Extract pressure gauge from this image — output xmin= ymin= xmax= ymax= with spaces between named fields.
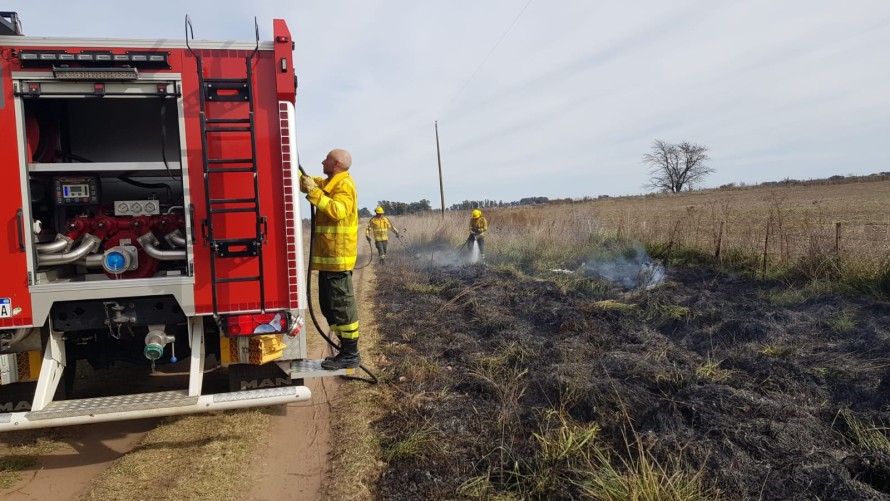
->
xmin=117 ymin=202 xmax=130 ymax=213
xmin=129 ymin=202 xmax=142 ymax=213
xmin=144 ymin=202 xmax=156 ymax=213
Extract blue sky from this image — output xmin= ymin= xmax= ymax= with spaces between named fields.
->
xmin=7 ymin=1 xmax=890 ymax=211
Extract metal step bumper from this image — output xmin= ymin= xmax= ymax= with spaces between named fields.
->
xmin=285 ymin=359 xmax=360 ymax=379
xmin=0 ymin=386 xmax=311 ymax=431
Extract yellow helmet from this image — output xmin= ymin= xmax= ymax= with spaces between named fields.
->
xmin=375 ymin=206 xmax=384 ymax=214
xmin=472 ymin=209 xmax=482 ymax=218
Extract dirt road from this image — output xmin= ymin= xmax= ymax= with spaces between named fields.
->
xmin=244 ymin=260 xmax=371 ymax=500
xmin=0 ymin=419 xmax=158 ymax=500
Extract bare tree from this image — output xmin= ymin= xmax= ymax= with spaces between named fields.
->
xmin=643 ymin=139 xmax=713 ymax=193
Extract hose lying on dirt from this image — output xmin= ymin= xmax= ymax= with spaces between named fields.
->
xmin=353 ymin=237 xmax=374 ymax=270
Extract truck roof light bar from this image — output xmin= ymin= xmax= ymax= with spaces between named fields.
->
xmin=52 ymin=67 xmax=139 ymax=80
xmin=17 ymin=50 xmax=169 ymax=69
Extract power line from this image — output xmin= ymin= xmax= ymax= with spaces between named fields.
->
xmin=441 ymin=0 xmax=535 ymax=115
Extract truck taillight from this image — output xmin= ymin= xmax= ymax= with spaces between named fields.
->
xmin=225 ymin=312 xmax=287 ymax=336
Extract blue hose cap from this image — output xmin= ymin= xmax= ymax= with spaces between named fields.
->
xmin=105 ymin=251 xmax=126 ymax=271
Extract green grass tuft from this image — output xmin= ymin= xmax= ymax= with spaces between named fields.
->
xmin=760 ymin=345 xmax=792 ymax=357
xmin=696 ymin=357 xmax=732 ymax=382
xmin=827 ymin=312 xmax=856 ymax=333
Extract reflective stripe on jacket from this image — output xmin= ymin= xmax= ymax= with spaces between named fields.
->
xmin=307 ymin=172 xmax=358 ymax=271
xmin=469 ymin=216 xmax=488 ymax=238
xmin=365 ymin=216 xmax=396 ymax=241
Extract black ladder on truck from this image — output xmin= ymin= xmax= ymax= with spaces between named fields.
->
xmin=186 ymin=16 xmax=266 ymax=315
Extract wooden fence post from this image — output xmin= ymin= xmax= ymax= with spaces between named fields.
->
xmin=834 ymin=221 xmax=841 ymax=259
xmin=835 ymin=221 xmax=841 ymax=267
xmin=762 ymin=220 xmax=771 ymax=277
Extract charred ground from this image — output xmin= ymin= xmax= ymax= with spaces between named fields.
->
xmin=369 ymin=250 xmax=890 ymax=500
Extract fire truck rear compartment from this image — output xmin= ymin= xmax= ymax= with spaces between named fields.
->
xmin=24 ymin=95 xmax=189 ymax=283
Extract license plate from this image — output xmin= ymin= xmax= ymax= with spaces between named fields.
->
xmin=0 ymin=298 xmax=11 ymax=318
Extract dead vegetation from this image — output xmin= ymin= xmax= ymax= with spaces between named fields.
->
xmin=365 ymin=254 xmax=890 ymax=499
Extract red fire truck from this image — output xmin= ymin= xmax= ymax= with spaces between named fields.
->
xmin=0 ymin=12 xmax=344 ymax=430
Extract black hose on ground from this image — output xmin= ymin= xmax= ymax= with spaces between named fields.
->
xmin=300 ymin=166 xmax=377 ymax=384
xmin=353 ymin=237 xmax=374 ymax=270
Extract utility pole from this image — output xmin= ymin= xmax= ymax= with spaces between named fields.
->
xmin=435 ymin=121 xmax=445 ymax=218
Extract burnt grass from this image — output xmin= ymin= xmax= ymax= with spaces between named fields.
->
xmin=370 ymin=256 xmax=890 ymax=500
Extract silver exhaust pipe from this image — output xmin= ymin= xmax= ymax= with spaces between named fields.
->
xmin=36 ymin=234 xmax=74 ymax=254
xmin=37 ymin=234 xmax=101 ymax=266
xmin=138 ymin=233 xmax=186 ymax=261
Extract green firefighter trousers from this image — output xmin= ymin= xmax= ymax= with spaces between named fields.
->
xmin=375 ymin=239 xmax=388 ymax=257
xmin=318 ymin=271 xmax=359 ymax=340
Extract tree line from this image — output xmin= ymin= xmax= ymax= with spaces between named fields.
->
xmin=360 ymin=199 xmax=432 ymax=217
xmin=360 ymin=197 xmax=555 ymax=216
xmin=449 ymin=197 xmax=549 ymax=210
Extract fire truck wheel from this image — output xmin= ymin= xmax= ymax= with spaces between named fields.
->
xmin=227 ymin=363 xmax=303 ymax=392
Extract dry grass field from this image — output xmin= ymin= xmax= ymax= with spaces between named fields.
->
xmin=400 ymin=176 xmax=890 ymax=290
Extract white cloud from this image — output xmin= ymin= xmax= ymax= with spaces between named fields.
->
xmin=8 ymin=0 xmax=889 ymax=210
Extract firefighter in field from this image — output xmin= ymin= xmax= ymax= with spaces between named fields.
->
xmin=365 ymin=206 xmax=400 ymax=263
xmin=466 ymin=209 xmax=488 ymax=261
xmin=299 ymin=149 xmax=362 ymax=370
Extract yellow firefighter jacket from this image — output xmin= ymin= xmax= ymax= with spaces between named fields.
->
xmin=469 ymin=216 xmax=488 ymax=238
xmin=306 ymin=172 xmax=358 ymax=271
xmin=365 ymin=215 xmax=398 ymax=241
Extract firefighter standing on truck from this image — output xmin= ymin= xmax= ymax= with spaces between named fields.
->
xmin=300 ymin=149 xmax=362 ymax=370
xmin=466 ymin=209 xmax=488 ymax=261
xmin=365 ymin=206 xmax=400 ymax=263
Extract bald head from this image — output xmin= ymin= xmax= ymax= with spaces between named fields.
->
xmin=322 ymin=149 xmax=352 ymax=176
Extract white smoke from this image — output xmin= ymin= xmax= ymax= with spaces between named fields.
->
xmin=580 ymin=244 xmax=666 ymax=290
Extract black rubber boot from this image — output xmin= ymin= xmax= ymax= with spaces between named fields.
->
xmin=324 ymin=335 xmax=343 ymax=362
xmin=321 ymin=338 xmax=361 ymax=370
